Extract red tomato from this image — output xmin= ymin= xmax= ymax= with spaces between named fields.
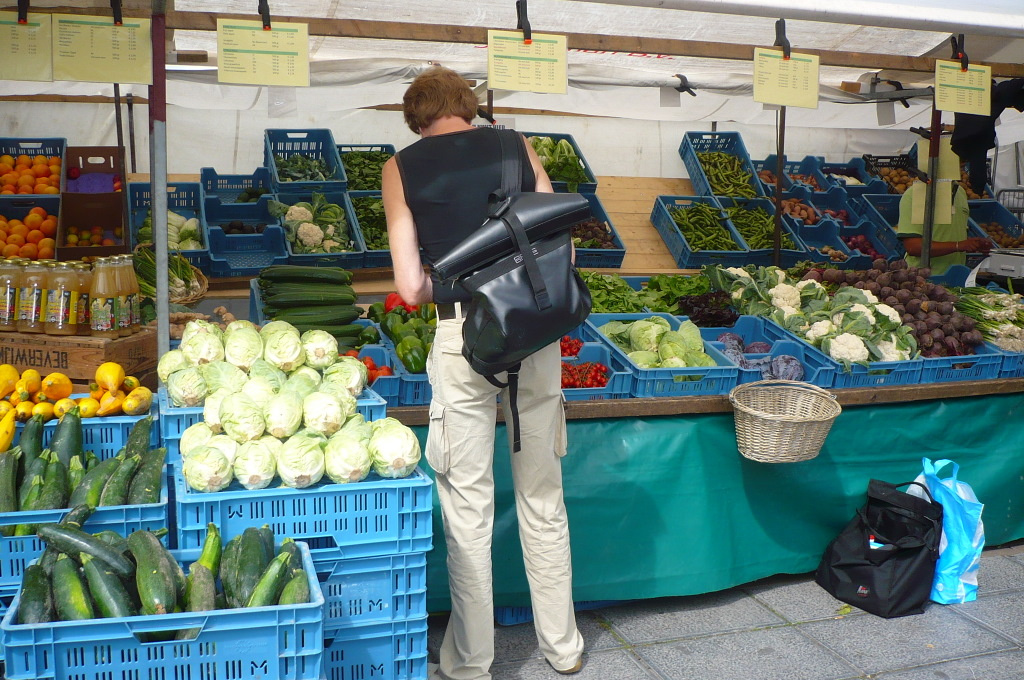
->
xmin=344 ymin=349 xmax=360 ymax=357
xmin=361 ymin=356 xmax=377 ymax=370
xmin=377 ymin=365 xmax=393 ymax=377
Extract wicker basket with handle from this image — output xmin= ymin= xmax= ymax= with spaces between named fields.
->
xmin=728 ymin=379 xmax=842 ymax=463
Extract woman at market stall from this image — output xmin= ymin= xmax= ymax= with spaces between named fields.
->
xmin=381 ymin=65 xmax=585 ymax=679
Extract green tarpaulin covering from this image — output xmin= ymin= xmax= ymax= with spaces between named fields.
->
xmin=421 ymin=392 xmax=1024 ymax=612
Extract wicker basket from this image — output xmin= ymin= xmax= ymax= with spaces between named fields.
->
xmin=134 ymin=244 xmax=209 ymax=305
xmin=728 ymin=379 xmax=842 ymax=463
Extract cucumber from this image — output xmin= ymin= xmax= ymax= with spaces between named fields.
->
xmin=81 ymin=554 xmax=134 ymax=618
xmin=195 ymin=523 xmax=221 ymax=577
xmin=259 ymin=265 xmax=353 ymax=285
xmin=128 ymin=530 xmax=177 ymax=615
xmin=52 ymin=554 xmax=95 ymax=621
xmin=98 ymin=454 xmax=141 ymax=506
xmin=264 ymin=291 xmax=357 ymax=307
xmin=258 ymin=283 xmax=355 ymax=298
xmin=289 ymin=323 xmax=364 ymax=337
xmin=49 ymin=406 xmax=83 ymax=469
xmin=17 ymin=414 xmax=44 ymax=478
xmin=265 ymin=306 xmax=361 ymax=326
xmin=246 ymin=551 xmax=290 ymax=607
xmin=69 ymin=456 xmax=121 ymax=508
xmin=277 ymin=569 xmax=310 ymax=605
xmin=126 ymin=447 xmax=166 ymax=505
xmin=67 ymin=456 xmax=86 ymax=494
xmin=219 ymin=535 xmax=242 ymax=607
xmin=0 ymin=446 xmax=21 ymax=536
xmin=234 ymin=528 xmax=268 ymax=608
xmin=17 ymin=563 xmax=54 ymax=624
xmin=37 ymin=524 xmax=136 ymax=577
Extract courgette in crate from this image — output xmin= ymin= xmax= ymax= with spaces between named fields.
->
xmin=279 ymin=537 xmax=302 ymax=576
xmin=49 ymin=405 xmax=83 ymax=469
xmin=176 ymin=563 xmax=216 ymax=641
xmin=37 ymin=523 xmax=136 ymax=577
xmin=195 ymin=522 xmax=221 ymax=577
xmin=124 ymin=416 xmax=154 ymax=455
xmin=98 ymin=454 xmax=141 ymax=506
xmin=246 ymin=550 xmax=290 ymax=607
xmin=17 ymin=563 xmax=54 ymax=624
xmin=257 ymin=524 xmax=275 ymax=564
xmin=259 ymin=264 xmax=353 ymax=285
xmin=52 ymin=553 xmax=95 ymax=621
xmin=36 ymin=448 xmax=70 ymax=510
xmin=81 ymin=553 xmax=134 ymax=618
xmin=126 ymin=447 xmax=166 ymax=505
xmin=219 ymin=535 xmax=242 ymax=607
xmin=128 ymin=530 xmax=177 ymax=615
xmin=0 ymin=446 xmax=21 ymax=535
xmin=69 ymin=455 xmax=121 ymax=507
xmin=277 ymin=569 xmax=310 ymax=605
xmin=92 ymin=530 xmax=131 ymax=556
xmin=234 ymin=527 xmax=269 ymax=607
xmin=18 ymin=447 xmax=49 ymax=506
xmin=17 ymin=414 xmax=44 ymax=475
xmin=68 ymin=456 xmax=86 ymax=494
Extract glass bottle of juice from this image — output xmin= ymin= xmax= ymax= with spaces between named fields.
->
xmin=44 ymin=262 xmax=79 ymax=336
xmin=125 ymin=254 xmax=141 ymax=333
xmin=90 ymin=257 xmax=120 ymax=339
xmin=16 ymin=260 xmax=47 ymax=333
xmin=74 ymin=262 xmax=93 ymax=335
xmin=111 ymin=255 xmax=131 ymax=337
xmin=0 ymin=258 xmax=20 ymax=331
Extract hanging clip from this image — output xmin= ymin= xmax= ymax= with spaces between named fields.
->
xmin=110 ymin=0 xmax=122 ymax=26
xmin=516 ymin=0 xmax=531 ymax=44
xmin=258 ymin=0 xmax=271 ymax=30
xmin=950 ymin=33 xmax=968 ymax=71
xmin=476 ymin=107 xmax=496 ymax=125
xmin=874 ymin=76 xmax=911 ymax=108
xmin=674 ymin=74 xmax=697 ymax=97
xmin=774 ymin=18 xmax=790 ymax=59
xmin=16 ymin=0 xmax=28 ymax=24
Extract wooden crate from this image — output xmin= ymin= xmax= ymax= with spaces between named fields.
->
xmin=0 ymin=328 xmax=156 ymax=383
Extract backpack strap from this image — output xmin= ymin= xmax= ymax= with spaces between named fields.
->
xmin=484 ymin=364 xmax=523 ymax=453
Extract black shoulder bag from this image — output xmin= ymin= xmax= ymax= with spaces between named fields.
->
xmin=432 ymin=128 xmax=593 ymax=451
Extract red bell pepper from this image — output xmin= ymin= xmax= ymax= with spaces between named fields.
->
xmin=384 ymin=292 xmax=419 ymax=314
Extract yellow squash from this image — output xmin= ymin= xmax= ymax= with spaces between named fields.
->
xmin=0 ymin=407 xmax=15 ymax=451
xmin=95 ymin=362 xmax=126 ymax=393
xmin=0 ymin=364 xmax=18 ymax=400
xmin=96 ymin=389 xmax=126 ymax=417
xmin=121 ymin=386 xmax=153 ymax=416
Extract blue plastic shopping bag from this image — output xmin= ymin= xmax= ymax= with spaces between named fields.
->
xmin=911 ymin=458 xmax=985 ymax=604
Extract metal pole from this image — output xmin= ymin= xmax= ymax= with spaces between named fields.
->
xmin=772 ymin=106 xmax=786 ymax=268
xmin=126 ymin=93 xmax=138 ymax=173
xmin=151 ymin=0 xmax=169 ymax=361
xmin=920 ymin=105 xmax=942 ymax=269
xmin=113 ymin=84 xmax=125 ymax=153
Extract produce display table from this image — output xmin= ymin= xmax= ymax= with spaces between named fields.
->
xmin=397 ymin=382 xmax=1024 ymax=613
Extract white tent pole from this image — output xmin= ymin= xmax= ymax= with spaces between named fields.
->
xmin=151 ymin=0 xmax=169 ymax=360
xmin=572 ymin=0 xmax=1024 ymax=39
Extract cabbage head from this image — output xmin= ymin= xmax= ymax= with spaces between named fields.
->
xmin=339 ymin=413 xmax=372 ymax=442
xmin=167 ymin=367 xmax=208 ymax=407
xmin=628 ymin=318 xmax=669 ymax=353
xmin=206 ymin=434 xmax=240 ymax=465
xmin=324 ymin=431 xmax=372 ymax=484
xmin=223 ymin=327 xmax=264 ymax=371
xmin=290 ymin=365 xmax=322 ymax=386
xmin=232 ymin=439 xmax=278 ymax=490
xmin=316 ymin=382 xmax=357 ymax=419
xmin=263 ymin=330 xmax=305 ymax=372
xmin=181 ymin=319 xmax=225 ymax=346
xmin=179 ymin=421 xmax=214 ymax=457
xmin=368 ymin=417 xmax=421 ymax=479
xmin=676 ymin=320 xmax=704 ymax=352
xmin=183 ymin=445 xmax=233 ymax=493
xmin=158 ymin=349 xmax=190 ymax=383
xmin=281 ymin=372 xmax=318 ymax=400
xmin=248 ymin=358 xmax=287 ymax=392
xmin=300 ymin=330 xmax=339 ymax=370
xmin=200 ymin=361 xmax=245 ymax=395
xmin=276 ymin=432 xmax=326 ymax=488
xmin=259 ymin=320 xmax=298 ymax=342
xmin=245 ymin=375 xmax=278 ymax=411
xmin=322 ymin=356 xmax=367 ymax=396
xmin=292 ymin=428 xmax=328 ymax=447
xmin=225 ymin=319 xmax=258 ymax=335
xmin=257 ymin=434 xmax=284 ymax=459
xmin=263 ymin=391 xmax=304 ymax=439
xmin=203 ymin=387 xmax=235 ymax=434
xmin=302 ymin=391 xmax=345 ymax=437
xmin=218 ymin=392 xmax=266 ymax=443
xmin=626 ymin=350 xmax=661 ymax=369
xmin=181 ymin=331 xmax=225 ymax=366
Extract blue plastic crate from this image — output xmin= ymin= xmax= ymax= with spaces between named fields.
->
xmin=918 ymin=342 xmax=1004 ymax=384
xmin=699 ymin=316 xmax=837 ymax=388
xmin=347 ymin=191 xmax=392 ymax=268
xmin=174 ymin=464 xmax=433 ymax=559
xmin=582 ymin=312 xmax=740 ymax=397
xmin=0 ymin=542 xmax=324 ymax=680
xmin=805 ymin=186 xmax=863 ymax=227
xmin=207 ymin=223 xmax=288 ymax=277
xmin=784 ymin=155 xmax=830 ymax=193
xmin=969 ymin=199 xmax=1024 ymax=244
xmin=679 ymin=131 xmax=765 ymax=198
xmin=862 ymin=154 xmax=914 ymax=195
xmin=838 ymin=216 xmax=905 ymax=263
xmin=791 ymin=217 xmax=860 ymax=268
xmin=574 ymin=193 xmax=626 ymax=268
xmin=0 ymin=587 xmax=13 ymax=663
xmin=716 ymin=195 xmax=807 ymax=267
xmin=856 ymin=193 xmax=902 ymax=236
xmin=521 ymin=132 xmax=597 ymax=193
xmin=265 ymin=129 xmax=347 ymax=192
xmin=276 ymin=191 xmax=366 ymax=269
xmin=337 ymin=144 xmax=396 ymax=192
xmin=998 ymin=348 xmax=1024 ymax=379
xmin=13 ymin=406 xmax=159 ymax=460
xmin=928 ymin=264 xmax=972 ymax=288
xmin=127 ymin=181 xmax=210 ymax=270
xmin=0 ymin=195 xmax=60 ymax=233
xmin=322 ymin=616 xmax=427 ymax=680
xmin=361 ymin=345 xmax=399 ymax=407
xmin=391 ymin=354 xmax=431 ymax=406
xmin=650 ymin=195 xmax=749 ymax=269
xmin=495 ymin=600 xmax=630 ymax=626
xmin=819 ymin=158 xmax=889 ymax=197
xmin=199 ymin=166 xmax=273 ymax=203
xmin=561 ymin=342 xmax=631 ymax=400
xmin=315 ymin=551 xmax=427 ymax=630
xmin=751 ymin=154 xmax=793 ymax=192
xmin=0 ymin=137 xmax=67 ymax=194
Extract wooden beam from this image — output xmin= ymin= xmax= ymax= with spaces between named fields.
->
xmin=0 ymin=94 xmax=150 ymax=104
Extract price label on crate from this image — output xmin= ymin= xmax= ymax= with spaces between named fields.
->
xmin=753 ymin=47 xmax=820 ymax=110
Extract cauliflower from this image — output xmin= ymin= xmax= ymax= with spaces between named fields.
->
xmin=876 ymin=339 xmax=910 ymax=362
xmin=724 ymin=267 xmax=751 ymax=279
xmin=849 ymin=303 xmax=876 ymax=324
xmin=828 ymin=333 xmax=869 ymax=363
xmin=731 ymin=289 xmax=743 ymax=301
xmin=297 ymin=222 xmax=324 ymax=248
xmin=874 ymin=303 xmax=902 ymax=326
xmin=326 ymin=223 xmax=336 ymax=236
xmin=861 ymin=290 xmax=879 ymax=304
xmin=769 ymin=283 xmax=801 ymax=310
xmin=796 ymin=279 xmax=823 ymax=290
xmin=778 ymin=305 xmax=800 ymax=319
xmin=322 ymin=239 xmax=341 ymax=251
xmin=286 ymin=205 xmax=313 ymax=222
xmin=805 ymin=319 xmax=836 ymax=343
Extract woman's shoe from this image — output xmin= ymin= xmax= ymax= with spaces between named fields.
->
xmin=547 ymin=657 xmax=583 ymax=675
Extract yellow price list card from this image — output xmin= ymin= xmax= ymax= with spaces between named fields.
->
xmin=487 ymin=29 xmax=567 ymax=95
xmin=0 ymin=12 xmax=52 ymax=82
xmin=52 ymin=14 xmax=152 ymax=85
xmin=217 ymin=19 xmax=309 ymax=87
xmin=935 ymin=60 xmax=991 ymax=116
xmin=753 ymin=47 xmax=820 ymax=109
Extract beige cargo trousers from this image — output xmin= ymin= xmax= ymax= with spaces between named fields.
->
xmin=426 ymin=312 xmax=584 ymax=680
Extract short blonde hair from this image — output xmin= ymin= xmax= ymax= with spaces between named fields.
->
xmin=402 ymin=66 xmax=478 ymax=134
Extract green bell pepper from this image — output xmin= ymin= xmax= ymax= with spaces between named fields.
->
xmin=398 ymin=345 xmax=428 ymax=373
xmin=366 ymin=302 xmax=387 ymax=324
xmin=382 ymin=312 xmax=407 ymax=341
xmin=357 ymin=325 xmax=381 ymax=346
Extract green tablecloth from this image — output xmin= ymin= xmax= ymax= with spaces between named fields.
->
xmin=421 ymin=392 xmax=1024 ymax=613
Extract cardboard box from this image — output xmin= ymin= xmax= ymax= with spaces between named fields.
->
xmin=64 ymin=146 xmax=126 ymax=194
xmin=0 ymin=327 xmax=157 ymax=383
xmin=56 ymin=191 xmax=129 ymax=261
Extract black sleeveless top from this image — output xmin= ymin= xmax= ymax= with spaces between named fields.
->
xmin=395 ymin=127 xmax=536 ymax=303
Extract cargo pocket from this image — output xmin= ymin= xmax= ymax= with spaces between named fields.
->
xmin=554 ymin=400 xmax=568 ymax=458
xmin=424 ymin=402 xmax=452 ymax=475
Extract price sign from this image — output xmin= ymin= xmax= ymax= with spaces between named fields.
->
xmin=935 ymin=60 xmax=991 ymax=116
xmin=753 ymin=47 xmax=820 ymax=109
xmin=0 ymin=12 xmax=52 ymax=81
xmin=217 ymin=19 xmax=310 ymax=87
xmin=487 ymin=29 xmax=567 ymax=95
xmin=52 ymin=14 xmax=152 ymax=85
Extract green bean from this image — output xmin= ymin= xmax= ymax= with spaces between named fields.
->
xmin=669 ymin=203 xmax=741 ymax=251
xmin=696 ymin=151 xmax=758 ymax=198
xmin=724 ymin=206 xmax=796 ymax=250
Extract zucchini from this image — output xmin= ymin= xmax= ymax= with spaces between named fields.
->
xmin=259 ymin=265 xmax=353 ymax=285
xmin=17 ymin=563 xmax=54 ymax=624
xmin=126 ymin=447 xmax=166 ymax=505
xmin=257 ymin=524 xmax=275 ymax=564
xmin=246 ymin=551 xmax=290 ymax=607
xmin=234 ymin=528 xmax=269 ymax=608
xmin=128 ymin=530 xmax=177 ymax=615
xmin=279 ymin=538 xmax=302 ymax=577
xmin=219 ymin=535 xmax=242 ymax=607
xmin=0 ymin=446 xmax=21 ymax=536
xmin=49 ymin=406 xmax=83 ymax=469
xmin=67 ymin=456 xmax=86 ymax=494
xmin=52 ymin=554 xmax=95 ymax=621
xmin=16 ymin=476 xmax=44 ymax=516
xmin=81 ymin=554 xmax=133 ymax=618
xmin=176 ymin=563 xmax=216 ymax=640
xmin=61 ymin=503 xmax=96 ymax=528
xmin=17 ymin=414 xmax=44 ymax=477
xmin=18 ymin=448 xmax=49 ymax=506
xmin=129 ymin=528 xmax=186 ymax=602
xmin=84 ymin=449 xmax=99 ymax=471
xmin=277 ymin=569 xmax=310 ymax=605
xmin=92 ymin=530 xmax=131 ymax=557
xmin=195 ymin=523 xmax=221 ymax=577
xmin=98 ymin=454 xmax=141 ymax=506
xmin=70 ymin=456 xmax=121 ymax=508
xmin=263 ymin=291 xmax=356 ymax=308
xmin=35 ymin=449 xmax=70 ymax=510
xmin=124 ymin=417 xmax=154 ymax=456
xmin=37 ymin=524 xmax=136 ymax=577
